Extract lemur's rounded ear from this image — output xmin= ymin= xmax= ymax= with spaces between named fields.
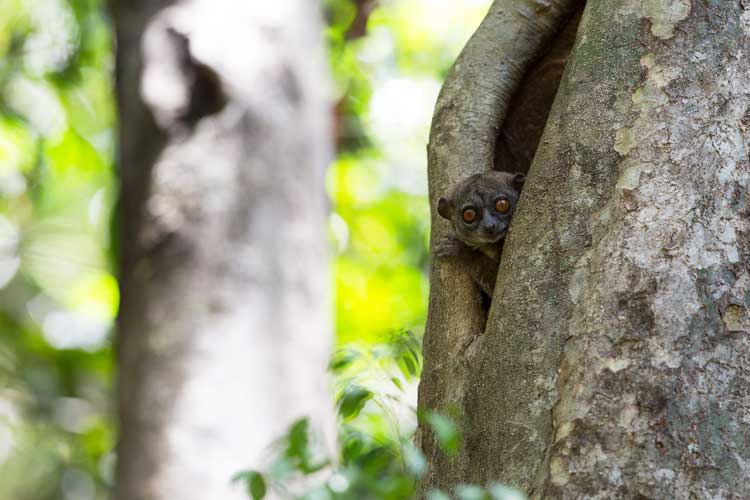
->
xmin=512 ymin=173 xmax=526 ymax=192
xmin=437 ymin=197 xmax=454 ymax=220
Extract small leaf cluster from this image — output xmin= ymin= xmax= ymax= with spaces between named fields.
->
xmin=235 ymin=331 xmax=525 ymax=500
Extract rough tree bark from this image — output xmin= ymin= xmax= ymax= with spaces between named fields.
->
xmin=417 ymin=0 xmax=582 ymax=489
xmin=419 ymin=0 xmax=750 ymax=497
xmin=113 ymin=2 xmax=334 ymax=499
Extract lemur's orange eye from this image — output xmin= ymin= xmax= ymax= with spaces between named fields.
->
xmin=462 ymin=208 xmax=477 ymax=223
xmin=495 ymin=198 xmax=510 ymax=214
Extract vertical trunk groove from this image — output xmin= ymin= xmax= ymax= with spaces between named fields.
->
xmin=419 ymin=0 xmax=583 ymax=490
xmin=421 ymin=0 xmax=750 ymax=496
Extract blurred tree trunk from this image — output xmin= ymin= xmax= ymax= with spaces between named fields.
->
xmin=112 ymin=2 xmax=334 ymax=499
xmin=419 ymin=0 xmax=750 ymax=497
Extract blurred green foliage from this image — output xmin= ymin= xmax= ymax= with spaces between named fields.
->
xmin=235 ymin=331 xmax=526 ymax=500
xmin=236 ymin=331 xmax=428 ymax=500
xmin=0 ymin=0 xmax=490 ymax=498
xmin=0 ymin=0 xmax=116 ymax=498
xmin=325 ymin=0 xmax=490 ymax=344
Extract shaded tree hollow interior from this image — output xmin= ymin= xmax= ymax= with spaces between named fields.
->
xmin=484 ymin=9 xmax=582 ymax=312
xmin=494 ymin=10 xmax=581 ymax=178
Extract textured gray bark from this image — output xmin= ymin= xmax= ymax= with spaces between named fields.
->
xmin=113 ymin=2 xmax=334 ymax=499
xmin=417 ymin=0 xmax=582 ymax=490
xmin=420 ymin=0 xmax=750 ymax=497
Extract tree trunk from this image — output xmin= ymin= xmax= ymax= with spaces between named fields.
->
xmin=419 ymin=0 xmax=750 ymax=497
xmin=112 ymin=2 xmax=334 ymax=500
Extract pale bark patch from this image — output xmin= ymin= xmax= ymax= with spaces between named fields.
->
xmin=638 ymin=0 xmax=691 ymax=39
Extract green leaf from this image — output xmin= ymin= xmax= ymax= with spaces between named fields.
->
xmin=337 ymin=385 xmax=372 ymax=420
xmin=328 ymin=348 xmax=359 ymax=373
xmin=355 ymin=446 xmax=394 ymax=475
xmin=425 ymin=412 xmax=460 ymax=456
xmin=390 ymin=376 xmax=403 ymax=391
xmin=301 ymin=459 xmax=330 ymax=475
xmin=341 ymin=431 xmax=366 ymax=464
xmin=401 ymin=442 xmax=426 ymax=477
xmin=283 ymin=418 xmax=329 ymax=474
xmin=287 ymin=418 xmax=310 ymax=460
xmin=232 ymin=471 xmax=266 ymax=500
xmin=248 ymin=473 xmax=266 ymax=500
xmin=392 ymin=330 xmax=422 ymax=379
xmin=400 ymin=351 xmax=418 ymax=378
xmin=248 ymin=473 xmax=267 ymax=500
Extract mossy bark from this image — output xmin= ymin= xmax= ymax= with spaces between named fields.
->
xmin=420 ymin=0 xmax=750 ymax=497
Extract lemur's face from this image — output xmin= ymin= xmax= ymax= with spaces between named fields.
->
xmin=437 ymin=171 xmax=525 ymax=249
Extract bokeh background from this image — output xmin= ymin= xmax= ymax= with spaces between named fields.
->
xmin=0 ymin=0 xmax=490 ymax=498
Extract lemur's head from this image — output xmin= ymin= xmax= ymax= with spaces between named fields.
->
xmin=437 ymin=171 xmax=525 ymax=249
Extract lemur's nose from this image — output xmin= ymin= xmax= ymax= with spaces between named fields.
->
xmin=484 ymin=221 xmax=497 ymax=231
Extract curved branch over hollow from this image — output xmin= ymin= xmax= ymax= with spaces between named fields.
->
xmin=419 ymin=0 xmax=582 ymax=490
xmin=422 ymin=0 xmax=750 ymax=496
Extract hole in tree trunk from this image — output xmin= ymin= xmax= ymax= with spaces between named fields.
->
xmin=493 ymin=11 xmax=582 ymax=176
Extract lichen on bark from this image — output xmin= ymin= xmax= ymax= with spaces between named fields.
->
xmin=539 ymin=2 xmax=750 ymax=497
xmin=420 ymin=0 xmax=750 ymax=496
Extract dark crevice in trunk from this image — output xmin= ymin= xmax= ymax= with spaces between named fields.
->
xmin=494 ymin=11 xmax=582 ymax=176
